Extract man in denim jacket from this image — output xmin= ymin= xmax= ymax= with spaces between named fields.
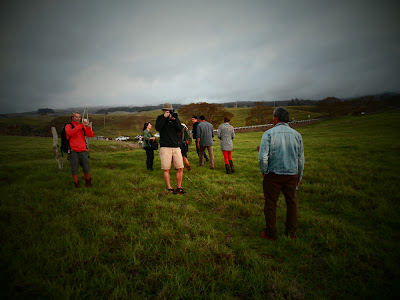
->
xmin=258 ymin=107 xmax=304 ymax=241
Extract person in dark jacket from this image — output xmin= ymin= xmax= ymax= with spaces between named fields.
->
xmin=142 ymin=122 xmax=156 ymax=171
xmin=155 ymin=103 xmax=186 ymax=194
xmin=65 ymin=112 xmax=95 ymax=188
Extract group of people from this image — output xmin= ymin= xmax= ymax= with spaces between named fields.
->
xmin=66 ymin=105 xmax=304 ymax=241
xmin=141 ymin=103 xmax=237 ymax=194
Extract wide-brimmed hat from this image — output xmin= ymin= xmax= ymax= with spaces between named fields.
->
xmin=162 ymin=103 xmax=173 ymax=110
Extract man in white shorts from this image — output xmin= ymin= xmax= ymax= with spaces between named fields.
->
xmin=155 ymin=103 xmax=186 ymax=194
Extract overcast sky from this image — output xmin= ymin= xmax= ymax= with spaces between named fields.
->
xmin=1 ymin=0 xmax=399 ymax=113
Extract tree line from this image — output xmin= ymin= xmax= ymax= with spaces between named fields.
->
xmin=3 ymin=93 xmax=399 ymax=137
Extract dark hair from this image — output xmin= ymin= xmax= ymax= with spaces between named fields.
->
xmin=199 ymin=115 xmax=205 ymax=120
xmin=192 ymin=115 xmax=198 ymax=119
xmin=224 ymin=117 xmax=230 ymax=123
xmin=143 ymin=122 xmax=150 ymax=131
xmin=273 ymin=107 xmax=290 ymax=123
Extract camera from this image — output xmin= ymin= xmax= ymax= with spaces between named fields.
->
xmin=169 ymin=110 xmax=178 ymax=118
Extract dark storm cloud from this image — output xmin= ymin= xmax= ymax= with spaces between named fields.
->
xmin=0 ymin=0 xmax=399 ymax=113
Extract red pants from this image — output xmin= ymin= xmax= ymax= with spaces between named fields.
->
xmin=222 ymin=150 xmax=232 ymax=165
xmin=263 ymin=173 xmax=298 ymax=239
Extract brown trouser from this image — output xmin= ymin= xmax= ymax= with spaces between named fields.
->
xmin=263 ymin=173 xmax=298 ymax=239
xmin=199 ymin=146 xmax=214 ymax=168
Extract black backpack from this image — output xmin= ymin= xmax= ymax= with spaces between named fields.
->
xmin=60 ymin=123 xmax=74 ymax=155
xmin=60 ymin=123 xmax=88 ymax=156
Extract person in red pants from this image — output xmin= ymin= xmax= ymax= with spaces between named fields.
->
xmin=217 ymin=117 xmax=235 ymax=174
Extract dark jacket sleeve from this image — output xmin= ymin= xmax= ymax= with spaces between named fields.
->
xmin=155 ymin=115 xmax=167 ymax=131
xmin=192 ymin=122 xmax=197 ymax=139
xmin=173 ymin=117 xmax=183 ymax=132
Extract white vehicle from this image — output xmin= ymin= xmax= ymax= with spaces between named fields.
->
xmin=115 ymin=136 xmax=130 ymax=141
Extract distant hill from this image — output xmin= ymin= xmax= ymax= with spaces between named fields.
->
xmin=1 ymin=92 xmax=399 ymax=137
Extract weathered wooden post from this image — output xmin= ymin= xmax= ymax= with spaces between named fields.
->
xmin=51 ymin=127 xmax=63 ymax=170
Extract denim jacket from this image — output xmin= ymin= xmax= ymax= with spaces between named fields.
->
xmin=258 ymin=123 xmax=304 ymax=181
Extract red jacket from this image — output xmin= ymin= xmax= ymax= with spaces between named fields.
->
xmin=65 ymin=121 xmax=95 ymax=152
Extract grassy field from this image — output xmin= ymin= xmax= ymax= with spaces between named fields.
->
xmin=1 ymin=110 xmax=399 ymax=298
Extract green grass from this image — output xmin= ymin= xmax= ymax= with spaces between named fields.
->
xmin=1 ymin=111 xmax=399 ymax=298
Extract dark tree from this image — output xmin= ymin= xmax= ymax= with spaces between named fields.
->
xmin=37 ymin=108 xmax=55 ymax=114
xmin=245 ymin=102 xmax=274 ymax=126
xmin=178 ymin=102 xmax=233 ymax=128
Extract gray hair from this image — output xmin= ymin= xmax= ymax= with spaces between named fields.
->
xmin=273 ymin=107 xmax=290 ymax=123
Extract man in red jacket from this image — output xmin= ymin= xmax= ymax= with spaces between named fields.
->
xmin=65 ymin=112 xmax=95 ymax=187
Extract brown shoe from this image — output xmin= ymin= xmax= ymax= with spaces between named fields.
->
xmin=260 ymin=231 xmax=277 ymax=241
xmin=183 ymin=157 xmax=191 ymax=171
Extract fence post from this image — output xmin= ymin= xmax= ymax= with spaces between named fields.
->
xmin=51 ymin=127 xmax=63 ymax=170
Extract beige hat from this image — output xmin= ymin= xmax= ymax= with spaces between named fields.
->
xmin=162 ymin=103 xmax=173 ymax=110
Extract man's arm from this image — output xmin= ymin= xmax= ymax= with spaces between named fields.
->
xmin=258 ymin=132 xmax=270 ymax=175
xmin=155 ymin=115 xmax=167 ymax=131
xmin=297 ymin=136 xmax=305 ymax=183
xmin=196 ymin=124 xmax=201 ymax=147
xmin=83 ymin=126 xmax=94 ymax=138
xmin=172 ymin=116 xmax=183 ymax=132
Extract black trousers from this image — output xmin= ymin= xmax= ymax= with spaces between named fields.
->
xmin=144 ymin=147 xmax=154 ymax=169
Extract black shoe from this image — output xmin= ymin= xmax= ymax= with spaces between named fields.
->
xmin=260 ymin=231 xmax=277 ymax=241
xmin=225 ymin=164 xmax=231 ymax=174
xmin=229 ymin=160 xmax=235 ymax=173
xmin=85 ymin=178 xmax=92 ymax=187
xmin=205 ymin=157 xmax=209 ymax=162
xmin=174 ymin=187 xmax=186 ymax=195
